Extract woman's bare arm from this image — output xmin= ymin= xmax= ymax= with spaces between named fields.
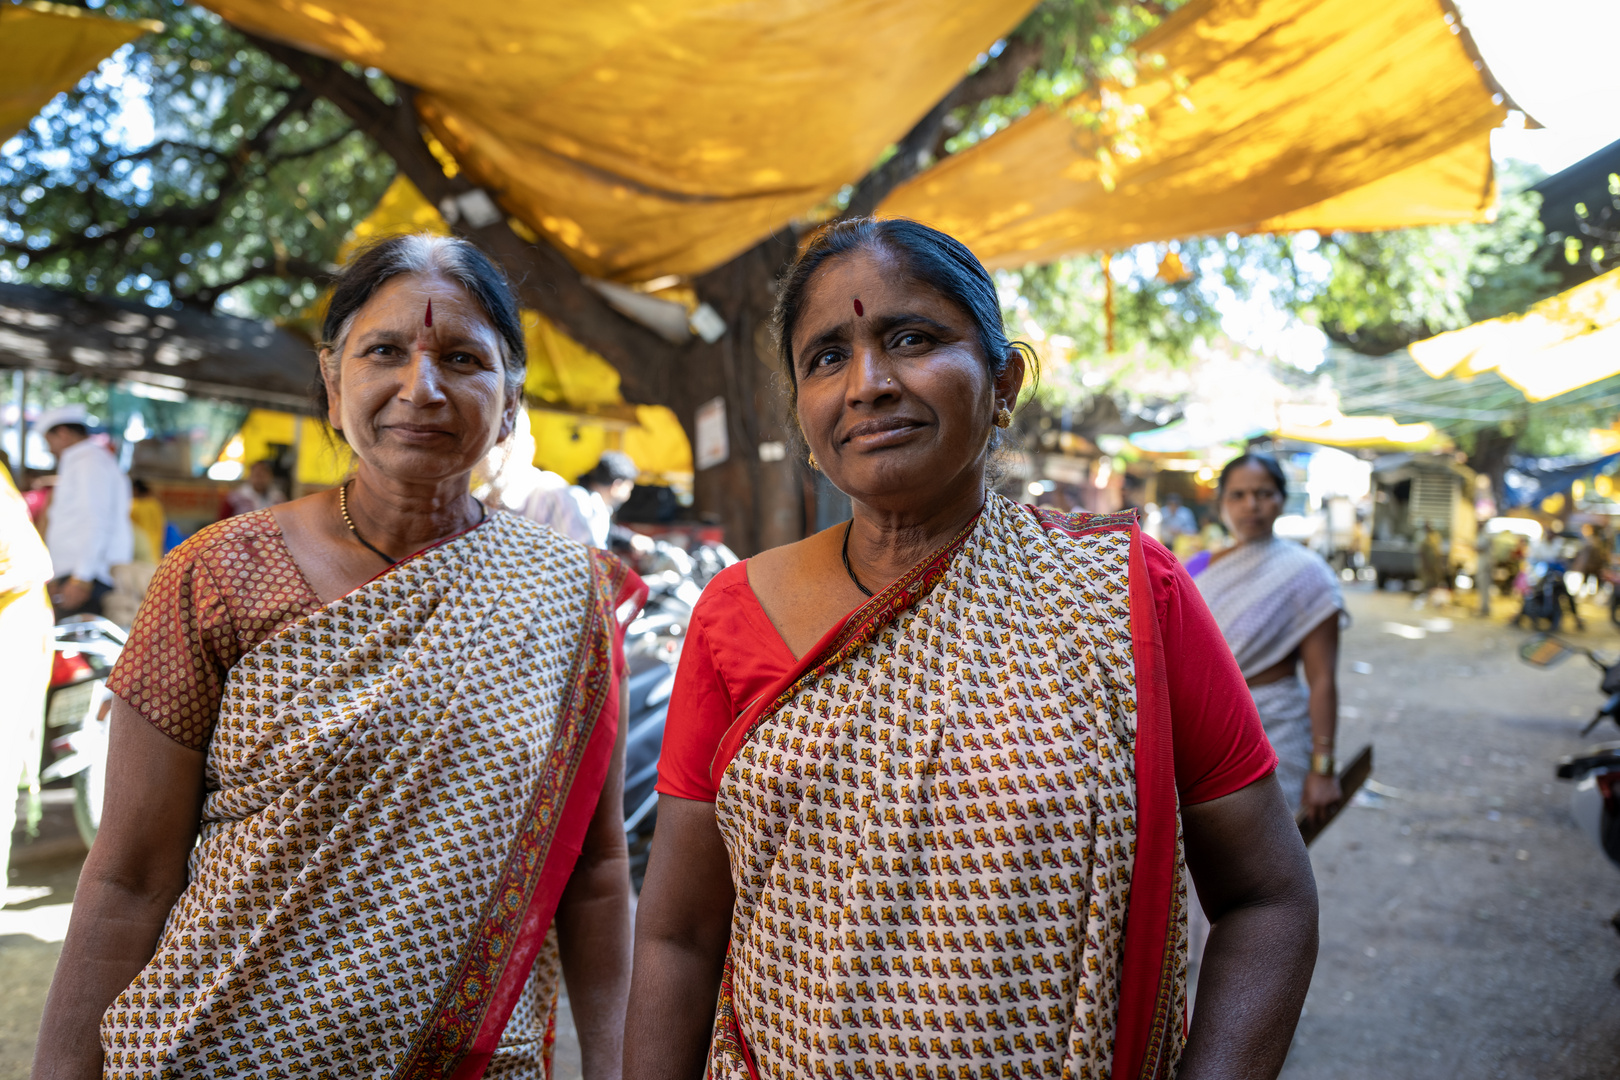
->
xmin=31 ymin=699 xmax=204 ymax=1080
xmin=1297 ymin=614 xmax=1342 ymax=824
xmin=1178 ymin=774 xmax=1318 ymax=1080
xmin=556 ymin=675 xmax=632 ymax=1080
xmin=623 ymin=796 xmax=735 ymax=1080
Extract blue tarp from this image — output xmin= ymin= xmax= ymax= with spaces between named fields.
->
xmin=1502 ymin=452 xmax=1620 ymax=509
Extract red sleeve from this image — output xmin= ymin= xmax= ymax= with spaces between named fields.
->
xmin=1143 ymin=537 xmax=1278 ymax=805
xmin=656 ymin=562 xmax=795 ymax=802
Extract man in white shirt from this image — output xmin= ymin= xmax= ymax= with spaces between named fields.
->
xmin=38 ymin=404 xmax=133 ymax=617
xmin=472 ymin=411 xmax=595 ymax=546
xmin=223 ymin=460 xmax=288 ymax=517
xmin=570 ymin=451 xmax=638 ymax=550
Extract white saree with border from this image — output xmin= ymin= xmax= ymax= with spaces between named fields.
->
xmin=101 ymin=514 xmax=640 ymax=1079
xmin=704 ymin=495 xmax=1187 ymax=1080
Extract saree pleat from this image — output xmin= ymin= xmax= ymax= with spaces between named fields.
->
xmin=705 ymin=496 xmax=1185 ymax=1080
xmin=101 ymin=514 xmax=639 ymax=1079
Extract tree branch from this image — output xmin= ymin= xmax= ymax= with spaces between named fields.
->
xmin=842 ymin=35 xmax=1043 ymax=218
xmin=182 ymin=255 xmax=332 ymax=306
xmin=244 ymin=32 xmax=682 ymax=404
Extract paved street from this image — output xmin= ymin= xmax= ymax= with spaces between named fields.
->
xmin=4 ymin=584 xmax=1619 ymax=1077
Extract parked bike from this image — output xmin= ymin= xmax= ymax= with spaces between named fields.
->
xmin=43 ymin=615 xmax=125 ymax=848
xmin=617 ymin=536 xmax=735 ymax=888
xmin=1519 ymin=634 xmax=1620 ymax=736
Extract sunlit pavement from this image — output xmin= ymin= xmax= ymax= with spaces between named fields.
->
xmin=4 ymin=587 xmax=1619 ymax=1075
xmin=1 ymin=790 xmax=84 ymax=1074
xmin=1280 ymin=584 xmax=1620 ymax=1079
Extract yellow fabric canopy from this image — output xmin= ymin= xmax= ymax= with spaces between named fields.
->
xmin=1409 ymin=267 xmax=1620 ymax=402
xmin=200 ymin=0 xmax=1035 ymax=282
xmin=880 ymin=0 xmax=1510 ymax=268
xmin=1275 ymin=412 xmax=1449 ymax=453
xmin=0 ymin=1 xmax=159 ymax=144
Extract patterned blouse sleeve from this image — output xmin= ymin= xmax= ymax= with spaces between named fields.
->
xmin=106 ymin=542 xmax=237 ymax=751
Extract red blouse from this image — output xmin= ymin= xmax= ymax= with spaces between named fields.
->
xmin=657 ymin=535 xmax=1276 ymax=805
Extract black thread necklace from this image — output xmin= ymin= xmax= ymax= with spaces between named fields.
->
xmin=841 ymin=518 xmax=873 ymax=597
xmin=339 ymin=480 xmax=484 ymax=567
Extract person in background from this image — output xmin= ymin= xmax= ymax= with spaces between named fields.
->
xmin=1417 ymin=520 xmax=1447 ymax=600
xmin=129 ymin=479 xmax=167 ymax=564
xmin=37 ymin=404 xmax=133 ymax=618
xmin=222 ymin=459 xmax=287 ymax=518
xmin=571 ymin=450 xmax=638 ymax=549
xmin=0 ymin=458 xmax=54 ymax=906
xmin=1192 ymin=453 xmax=1343 ymax=820
xmin=472 ymin=409 xmax=594 ymax=544
xmin=1161 ymin=490 xmax=1198 ymax=548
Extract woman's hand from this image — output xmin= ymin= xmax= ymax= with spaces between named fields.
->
xmin=31 ymin=699 xmax=203 ymax=1080
xmin=1179 ymin=774 xmax=1318 ymax=1080
xmin=1300 ymin=770 xmax=1343 ymax=826
xmin=623 ymin=796 xmax=735 ymax=1080
xmin=555 ymin=675 xmax=633 ymax=1080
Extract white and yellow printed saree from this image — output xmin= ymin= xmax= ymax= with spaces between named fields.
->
xmin=704 ymin=495 xmax=1186 ymax=1080
xmin=101 ymin=514 xmax=642 ymax=1078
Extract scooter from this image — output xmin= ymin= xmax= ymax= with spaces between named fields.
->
xmin=1555 ymin=742 xmax=1620 ymax=984
xmin=1519 ymin=633 xmax=1620 ymax=736
xmin=617 ymin=537 xmax=736 ymax=889
xmin=43 ymin=615 xmax=125 ymax=848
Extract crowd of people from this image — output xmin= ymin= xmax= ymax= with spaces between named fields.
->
xmin=10 ymin=222 xmax=1361 ymax=1079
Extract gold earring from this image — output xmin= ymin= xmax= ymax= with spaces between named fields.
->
xmin=994 ymin=406 xmax=1013 ymax=429
xmin=808 ymin=452 xmax=820 ymax=471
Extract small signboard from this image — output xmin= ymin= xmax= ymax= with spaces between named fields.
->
xmin=695 ymin=396 xmax=729 ymax=471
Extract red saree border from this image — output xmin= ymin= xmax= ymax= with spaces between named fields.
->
xmin=1113 ymin=524 xmax=1182 ymax=1080
xmin=709 ymin=508 xmax=984 ymax=787
xmin=397 ymin=549 xmax=645 ymax=1080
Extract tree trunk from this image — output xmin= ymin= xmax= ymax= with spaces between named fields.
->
xmin=1465 ymin=426 xmax=1517 ymax=513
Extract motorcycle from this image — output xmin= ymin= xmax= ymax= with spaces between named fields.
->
xmin=42 ymin=615 xmax=125 ymax=848
xmin=617 ymin=536 xmax=736 ymax=888
xmin=1555 ymin=742 xmax=1620 ymax=983
xmin=1519 ymin=633 xmax=1620 ymax=736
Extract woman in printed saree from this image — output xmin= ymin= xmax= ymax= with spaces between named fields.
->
xmin=625 ymin=219 xmax=1318 ymax=1080
xmin=1191 ymin=455 xmax=1345 ymax=822
xmin=33 ymin=235 xmax=642 ymax=1080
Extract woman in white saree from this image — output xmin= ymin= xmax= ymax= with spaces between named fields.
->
xmin=1192 ymin=454 xmax=1344 ymax=820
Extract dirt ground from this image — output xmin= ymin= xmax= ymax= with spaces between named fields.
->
xmin=4 ymin=584 xmax=1619 ymax=1078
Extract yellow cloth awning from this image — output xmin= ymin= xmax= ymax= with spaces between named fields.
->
xmin=200 ymin=0 xmax=1035 ymax=282
xmin=1275 ymin=412 xmax=1449 ymax=452
xmin=1409 ymin=267 xmax=1620 ymax=402
xmin=0 ymin=1 xmax=159 ymax=143
xmin=880 ymin=0 xmax=1510 ymax=268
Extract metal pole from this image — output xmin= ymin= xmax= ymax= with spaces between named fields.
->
xmin=11 ymin=369 xmax=27 ymax=475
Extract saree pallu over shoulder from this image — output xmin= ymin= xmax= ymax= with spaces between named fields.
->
xmin=1194 ymin=537 xmax=1343 ymax=680
xmin=706 ymin=496 xmax=1185 ymax=1080
xmin=101 ymin=514 xmax=644 ymax=1080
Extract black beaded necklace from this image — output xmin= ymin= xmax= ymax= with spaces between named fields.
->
xmin=840 ymin=518 xmax=873 ymax=597
xmin=339 ymin=480 xmax=485 ymax=567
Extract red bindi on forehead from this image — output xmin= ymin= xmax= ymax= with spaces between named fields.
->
xmin=424 ymin=298 xmax=433 ymax=327
xmin=853 ymin=298 xmax=864 ymax=317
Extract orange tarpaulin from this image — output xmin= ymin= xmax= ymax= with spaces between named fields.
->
xmin=881 ymin=0 xmax=1513 ymax=268
xmin=0 ymin=1 xmax=159 ymax=144
xmin=199 ymin=0 xmax=1036 ymax=282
